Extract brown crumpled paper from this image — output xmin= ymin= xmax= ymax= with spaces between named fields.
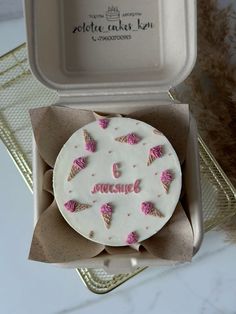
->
xmin=29 ymin=104 xmax=194 ymax=264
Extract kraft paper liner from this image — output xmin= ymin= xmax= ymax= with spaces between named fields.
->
xmin=140 ymin=203 xmax=193 ymax=262
xmin=29 ymin=105 xmax=193 ymax=263
xmin=43 ymin=170 xmax=54 ymax=195
xmin=104 ymin=246 xmax=138 ymax=255
xmin=30 ymin=106 xmax=95 ymax=168
xmin=29 ymin=201 xmax=104 ymax=263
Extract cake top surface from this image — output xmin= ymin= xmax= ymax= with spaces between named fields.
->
xmin=53 ymin=117 xmax=182 ymax=246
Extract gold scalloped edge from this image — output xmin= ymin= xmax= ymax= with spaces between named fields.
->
xmin=198 ymin=136 xmax=236 ymax=231
xmin=77 ymin=267 xmax=148 ymax=294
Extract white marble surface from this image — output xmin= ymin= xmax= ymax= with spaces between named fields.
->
xmin=1 ymin=13 xmax=236 ymax=314
xmin=0 ymin=17 xmax=25 ymax=55
xmin=0 ymin=0 xmax=22 ymax=21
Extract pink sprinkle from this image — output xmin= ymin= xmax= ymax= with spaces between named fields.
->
xmin=161 ymin=170 xmax=173 ymax=184
xmin=150 ymin=145 xmax=163 ymax=158
xmin=86 ymin=140 xmax=96 ymax=153
xmin=64 ymin=200 xmax=77 ymax=213
xmin=73 ymin=157 xmax=86 ymax=169
xmin=141 ymin=202 xmax=154 ymax=215
xmin=99 ymin=118 xmax=109 ymax=129
xmin=126 ymin=232 xmax=138 ymax=245
xmin=100 ymin=203 xmax=113 ymax=215
xmin=127 ymin=133 xmax=141 ymax=145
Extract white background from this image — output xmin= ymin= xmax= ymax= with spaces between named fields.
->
xmin=1 ymin=2 xmax=236 ymax=313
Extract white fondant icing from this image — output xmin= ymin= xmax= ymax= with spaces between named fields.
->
xmin=53 ymin=117 xmax=182 ymax=246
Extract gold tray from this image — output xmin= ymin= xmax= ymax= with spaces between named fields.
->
xmin=1 ymin=44 xmax=236 ymax=294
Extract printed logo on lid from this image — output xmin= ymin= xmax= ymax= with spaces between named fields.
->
xmin=72 ymin=5 xmax=155 ymax=43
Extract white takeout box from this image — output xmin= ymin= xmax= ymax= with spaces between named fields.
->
xmin=24 ymin=0 xmax=203 ymax=273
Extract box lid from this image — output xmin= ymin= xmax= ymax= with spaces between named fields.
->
xmin=24 ymin=0 xmax=197 ymax=94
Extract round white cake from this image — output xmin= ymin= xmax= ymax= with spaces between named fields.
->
xmin=53 ymin=117 xmax=182 ymax=246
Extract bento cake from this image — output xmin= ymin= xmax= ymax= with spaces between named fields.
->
xmin=53 ymin=117 xmax=182 ymax=246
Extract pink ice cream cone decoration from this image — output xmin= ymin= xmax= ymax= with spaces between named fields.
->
xmin=98 ymin=118 xmax=109 ymax=129
xmin=115 ymin=133 xmax=141 ymax=145
xmin=126 ymin=231 xmax=139 ymax=245
xmin=161 ymin=170 xmax=173 ymax=193
xmin=147 ymin=145 xmax=163 ymax=166
xmin=83 ymin=129 xmax=96 ymax=152
xmin=141 ymin=201 xmax=164 ymax=218
xmin=67 ymin=157 xmax=87 ymax=181
xmin=100 ymin=203 xmax=113 ymax=229
xmin=64 ymin=200 xmax=91 ymax=213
